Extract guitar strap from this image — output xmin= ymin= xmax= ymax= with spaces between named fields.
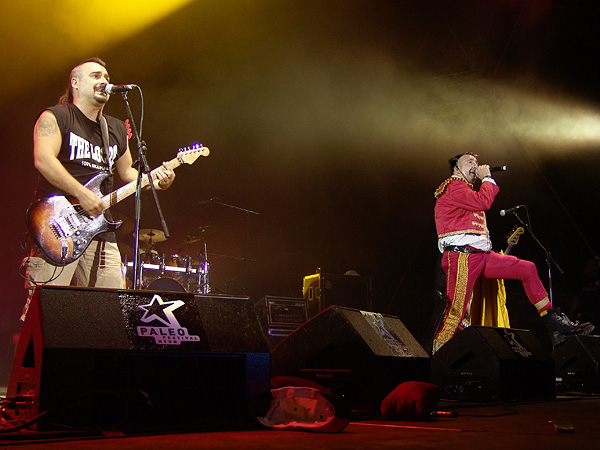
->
xmin=99 ymin=114 xmax=114 ymax=174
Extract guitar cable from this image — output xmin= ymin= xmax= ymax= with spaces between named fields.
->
xmin=18 ymin=232 xmax=67 ymax=286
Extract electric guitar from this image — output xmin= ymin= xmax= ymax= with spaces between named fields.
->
xmin=27 ymin=144 xmax=209 ymax=265
xmin=504 ymin=225 xmax=524 ymax=255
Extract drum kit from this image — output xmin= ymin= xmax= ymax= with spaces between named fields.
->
xmin=124 ymin=225 xmax=216 ymax=293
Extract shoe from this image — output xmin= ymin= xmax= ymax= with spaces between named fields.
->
xmin=542 ymin=308 xmax=595 ymax=346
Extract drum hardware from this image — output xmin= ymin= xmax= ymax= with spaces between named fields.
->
xmin=179 ymin=225 xmax=215 ymax=294
xmin=139 ymin=228 xmax=167 ymax=243
xmin=168 ymin=254 xmax=188 ymax=267
xmin=195 ymin=252 xmax=210 ymax=294
xmin=125 ymin=258 xmax=210 ymax=293
xmin=140 ymin=249 xmax=160 ymax=264
xmin=124 ymin=225 xmax=216 ymax=293
xmin=146 ymin=277 xmax=186 ymax=292
xmin=178 ymin=225 xmax=216 ymax=245
xmin=159 ymin=253 xmax=166 ymax=277
xmin=126 ymin=261 xmax=197 ymax=275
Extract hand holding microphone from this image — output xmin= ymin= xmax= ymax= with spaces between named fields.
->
xmin=475 ymin=164 xmax=491 ymax=179
xmin=475 ymin=164 xmax=507 ymax=179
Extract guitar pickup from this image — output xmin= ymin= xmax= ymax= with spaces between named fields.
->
xmin=50 ymin=213 xmax=80 ymax=239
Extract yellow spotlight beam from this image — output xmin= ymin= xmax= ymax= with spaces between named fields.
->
xmin=0 ymin=0 xmax=195 ymax=102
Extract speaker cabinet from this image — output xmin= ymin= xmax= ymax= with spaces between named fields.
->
xmin=553 ymin=335 xmax=600 ymax=394
xmin=431 ymin=326 xmax=556 ymax=402
xmin=8 ymin=286 xmax=270 ymax=432
xmin=270 ymin=305 xmax=429 ymax=415
xmin=253 ymin=296 xmax=308 ymax=349
xmin=303 ymin=273 xmax=371 ymax=318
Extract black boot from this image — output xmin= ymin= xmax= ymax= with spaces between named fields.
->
xmin=542 ymin=308 xmax=595 ymax=346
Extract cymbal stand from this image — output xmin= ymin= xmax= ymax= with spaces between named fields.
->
xmin=159 ymin=252 xmax=166 ymax=278
xmin=184 ymin=256 xmax=193 ymax=293
xmin=196 ymin=240 xmax=210 ymax=294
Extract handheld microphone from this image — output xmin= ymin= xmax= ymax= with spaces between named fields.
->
xmin=500 ymin=205 xmax=525 ymax=216
xmin=476 ymin=165 xmax=507 ymax=178
xmin=105 ymin=84 xmax=137 ymax=94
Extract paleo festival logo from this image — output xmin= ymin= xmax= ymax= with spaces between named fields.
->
xmin=503 ymin=329 xmax=532 ymax=358
xmin=136 ymin=294 xmax=200 ymax=345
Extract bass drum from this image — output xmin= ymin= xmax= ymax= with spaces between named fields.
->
xmin=146 ymin=277 xmax=186 ymax=292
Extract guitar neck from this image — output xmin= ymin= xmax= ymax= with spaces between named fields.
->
xmin=102 ymin=157 xmax=180 ymax=209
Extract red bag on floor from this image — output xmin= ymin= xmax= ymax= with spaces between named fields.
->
xmin=381 ymin=381 xmax=441 ymax=420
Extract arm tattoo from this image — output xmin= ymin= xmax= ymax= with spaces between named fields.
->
xmin=36 ymin=116 xmax=59 ymax=137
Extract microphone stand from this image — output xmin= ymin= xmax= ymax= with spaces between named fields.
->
xmin=119 ymin=90 xmax=170 ymax=289
xmin=509 ymin=209 xmax=563 ymax=307
xmin=212 ymin=199 xmax=259 ymax=296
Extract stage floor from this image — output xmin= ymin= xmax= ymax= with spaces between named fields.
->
xmin=1 ymin=394 xmax=598 ymax=449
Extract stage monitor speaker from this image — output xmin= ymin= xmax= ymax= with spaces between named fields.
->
xmin=270 ymin=305 xmax=430 ymax=415
xmin=7 ymin=286 xmax=270 ymax=433
xmin=303 ymin=273 xmax=372 ymax=318
xmin=431 ymin=326 xmax=556 ymax=402
xmin=553 ymin=335 xmax=600 ymax=394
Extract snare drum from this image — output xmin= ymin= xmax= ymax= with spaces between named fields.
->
xmin=146 ymin=277 xmax=186 ymax=292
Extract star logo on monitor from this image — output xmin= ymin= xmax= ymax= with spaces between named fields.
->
xmin=139 ymin=294 xmax=185 ymax=328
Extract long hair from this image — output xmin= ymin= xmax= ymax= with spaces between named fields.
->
xmin=58 ymin=57 xmax=107 ymax=104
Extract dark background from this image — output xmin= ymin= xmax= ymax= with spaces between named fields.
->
xmin=1 ymin=0 xmax=600 ymax=383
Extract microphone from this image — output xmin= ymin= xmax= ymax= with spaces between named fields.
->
xmin=500 ymin=205 xmax=524 ymax=216
xmin=105 ymin=83 xmax=137 ymax=94
xmin=476 ymin=165 xmax=507 ymax=178
xmin=198 ymin=197 xmax=219 ymax=205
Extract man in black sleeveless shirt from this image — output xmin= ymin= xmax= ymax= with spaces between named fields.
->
xmin=22 ymin=57 xmax=175 ymax=319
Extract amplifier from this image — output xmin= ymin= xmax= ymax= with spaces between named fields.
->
xmin=303 ymin=272 xmax=371 ymax=318
xmin=254 ymin=296 xmax=308 ymax=349
xmin=254 ymin=296 xmax=307 ymax=329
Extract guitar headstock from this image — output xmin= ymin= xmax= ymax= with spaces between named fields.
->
xmin=506 ymin=225 xmax=525 ymax=247
xmin=177 ymin=143 xmax=210 ymax=165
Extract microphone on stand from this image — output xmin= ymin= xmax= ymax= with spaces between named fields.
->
xmin=500 ymin=205 xmax=525 ymax=216
xmin=198 ymin=197 xmax=219 ymax=205
xmin=105 ymin=83 xmax=137 ymax=94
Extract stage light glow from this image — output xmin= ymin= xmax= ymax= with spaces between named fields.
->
xmin=55 ymin=0 xmax=197 ymax=46
xmin=509 ymin=103 xmax=600 ymax=149
xmin=0 ymin=0 xmax=196 ymax=102
xmin=216 ymin=45 xmax=600 ymax=167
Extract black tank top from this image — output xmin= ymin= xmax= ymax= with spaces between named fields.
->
xmin=35 ymin=103 xmax=128 ymax=198
xmin=35 ymin=103 xmax=129 ymax=243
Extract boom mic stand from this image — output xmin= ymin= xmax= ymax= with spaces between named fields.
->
xmin=507 ymin=207 xmax=563 ymax=307
xmin=211 ymin=199 xmax=259 ymax=296
xmin=118 ymin=88 xmax=170 ymax=289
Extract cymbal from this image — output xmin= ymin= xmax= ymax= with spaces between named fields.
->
xmin=179 ymin=225 xmax=216 ymax=244
xmin=138 ymin=228 xmax=167 ymax=243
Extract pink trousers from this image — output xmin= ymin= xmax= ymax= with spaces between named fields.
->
xmin=434 ymin=250 xmax=548 ymax=346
